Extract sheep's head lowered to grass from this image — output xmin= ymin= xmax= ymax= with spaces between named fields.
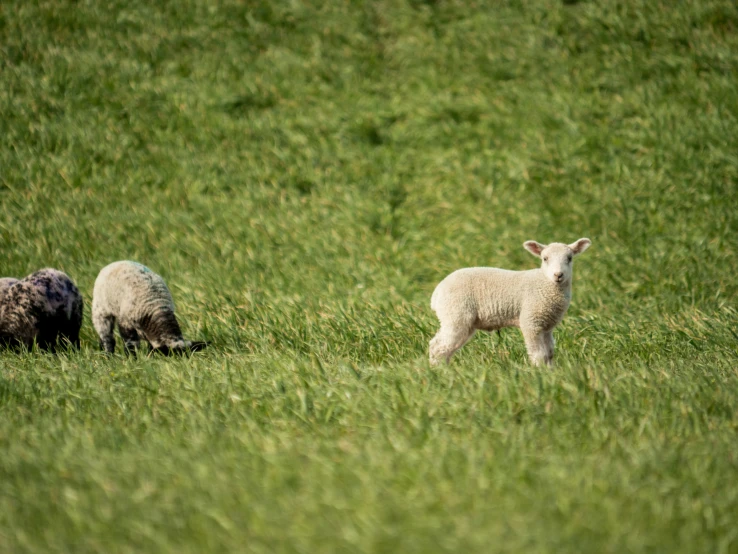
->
xmin=92 ymin=261 xmax=209 ymax=356
xmin=523 ymin=238 xmax=591 ymax=285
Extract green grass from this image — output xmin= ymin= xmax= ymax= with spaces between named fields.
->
xmin=2 ymin=0 xmax=738 ymax=551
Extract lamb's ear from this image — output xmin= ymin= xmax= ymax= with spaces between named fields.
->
xmin=523 ymin=241 xmax=546 ymax=257
xmin=569 ymin=238 xmax=591 ymax=256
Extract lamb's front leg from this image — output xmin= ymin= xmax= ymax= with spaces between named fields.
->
xmin=92 ymin=312 xmax=116 ymax=353
xmin=522 ymin=327 xmax=553 ymax=366
xmin=542 ymin=330 xmax=555 ymax=366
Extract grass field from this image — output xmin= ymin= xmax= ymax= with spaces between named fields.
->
xmin=2 ymin=0 xmax=738 ymax=551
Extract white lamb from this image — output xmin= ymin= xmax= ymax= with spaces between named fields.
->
xmin=429 ymin=238 xmax=591 ymax=366
xmin=92 ymin=261 xmax=207 ymax=355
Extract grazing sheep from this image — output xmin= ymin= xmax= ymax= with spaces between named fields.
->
xmin=92 ymin=261 xmax=207 ymax=355
xmin=0 ymin=269 xmax=83 ymax=351
xmin=429 ymin=238 xmax=591 ymax=366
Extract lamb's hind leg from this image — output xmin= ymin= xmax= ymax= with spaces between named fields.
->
xmin=429 ymin=324 xmax=476 ymax=365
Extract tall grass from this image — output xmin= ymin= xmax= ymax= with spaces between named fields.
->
xmin=1 ymin=0 xmax=738 ymax=552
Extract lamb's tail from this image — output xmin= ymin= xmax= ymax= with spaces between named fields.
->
xmin=430 ymin=286 xmax=440 ymax=313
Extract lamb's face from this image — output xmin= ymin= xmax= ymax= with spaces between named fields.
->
xmin=523 ymin=238 xmax=591 ymax=285
xmin=540 ymin=243 xmax=575 ymax=284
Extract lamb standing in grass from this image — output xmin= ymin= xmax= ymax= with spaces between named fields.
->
xmin=0 ymin=269 xmax=83 ymax=350
xmin=92 ymin=261 xmax=207 ymax=355
xmin=429 ymin=238 xmax=591 ymax=366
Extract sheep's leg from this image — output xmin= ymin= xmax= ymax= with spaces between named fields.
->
xmin=64 ymin=298 xmax=83 ymax=349
xmin=429 ymin=325 xmax=475 ymax=365
xmin=58 ymin=315 xmax=82 ymax=350
xmin=36 ymin=316 xmax=63 ymax=352
xmin=522 ymin=328 xmax=551 ymax=366
xmin=93 ymin=312 xmax=116 ymax=353
xmin=65 ymin=330 xmax=80 ymax=349
xmin=119 ymin=325 xmax=141 ymax=356
xmin=542 ymin=331 xmax=555 ymax=366
xmin=36 ymin=332 xmax=57 ymax=353
xmin=58 ymin=328 xmax=80 ymax=350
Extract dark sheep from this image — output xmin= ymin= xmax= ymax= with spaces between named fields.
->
xmin=0 ymin=269 xmax=83 ymax=351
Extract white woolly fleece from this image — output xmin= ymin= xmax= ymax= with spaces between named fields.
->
xmin=429 ymin=238 xmax=591 ymax=366
xmin=92 ymin=261 xmax=196 ymax=354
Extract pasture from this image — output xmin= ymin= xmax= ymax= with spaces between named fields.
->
xmin=1 ymin=0 xmax=738 ymax=552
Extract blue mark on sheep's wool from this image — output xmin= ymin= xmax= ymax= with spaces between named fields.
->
xmin=125 ymin=261 xmax=154 ymax=274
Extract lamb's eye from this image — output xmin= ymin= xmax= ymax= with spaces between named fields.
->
xmin=543 ymin=257 xmax=548 ymax=262
xmin=567 ymin=257 xmax=572 ymax=263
